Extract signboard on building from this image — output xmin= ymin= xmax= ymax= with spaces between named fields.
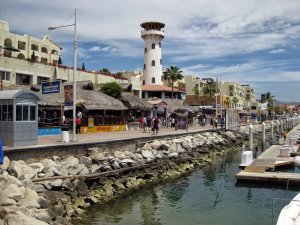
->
xmin=64 ymin=83 xmax=73 ymax=110
xmin=42 ymin=80 xmax=61 ymax=94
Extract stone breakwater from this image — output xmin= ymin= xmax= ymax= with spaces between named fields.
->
xmin=0 ymin=131 xmax=246 ymax=225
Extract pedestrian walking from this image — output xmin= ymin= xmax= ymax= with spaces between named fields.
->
xmin=171 ymin=117 xmax=175 ymax=128
xmin=152 ymin=117 xmax=159 ymax=135
xmin=76 ymin=116 xmax=81 ymax=134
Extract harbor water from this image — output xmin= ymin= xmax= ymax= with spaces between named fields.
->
xmin=74 ymin=150 xmax=298 ymax=225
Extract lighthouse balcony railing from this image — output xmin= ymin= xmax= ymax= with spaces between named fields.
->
xmin=141 ymin=30 xmax=165 ymax=37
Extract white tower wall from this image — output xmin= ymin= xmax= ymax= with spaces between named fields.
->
xmin=141 ymin=22 xmax=165 ymax=85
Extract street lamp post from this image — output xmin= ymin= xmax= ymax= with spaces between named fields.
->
xmin=49 ymin=9 xmax=77 ymax=142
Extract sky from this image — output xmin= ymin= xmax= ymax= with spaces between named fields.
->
xmin=1 ymin=0 xmax=300 ymax=102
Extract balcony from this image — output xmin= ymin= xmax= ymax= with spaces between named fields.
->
xmin=141 ymin=30 xmax=165 ymax=39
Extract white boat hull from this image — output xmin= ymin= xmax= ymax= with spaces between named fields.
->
xmin=276 ymin=193 xmax=300 ymax=225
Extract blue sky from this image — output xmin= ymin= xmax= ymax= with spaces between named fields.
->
xmin=1 ymin=0 xmax=300 ymax=102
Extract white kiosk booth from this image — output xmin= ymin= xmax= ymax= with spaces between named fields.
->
xmin=0 ymin=90 xmax=40 ymax=146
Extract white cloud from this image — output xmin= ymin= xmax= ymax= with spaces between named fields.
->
xmin=269 ymin=49 xmax=285 ymax=54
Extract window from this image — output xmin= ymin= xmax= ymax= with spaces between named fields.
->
xmin=31 ymin=44 xmax=39 ymax=51
xmin=151 ymin=60 xmax=155 ymax=66
xmin=0 ymin=105 xmax=1 ymax=121
xmin=160 ymin=59 xmax=162 ymax=65
xmin=143 ymin=80 xmax=145 ymax=85
xmin=159 ymin=42 xmax=161 ymax=48
xmin=4 ymin=38 xmax=12 ymax=47
xmin=0 ymin=71 xmax=11 ymax=81
xmin=41 ymin=47 xmax=48 ymax=53
xmin=16 ymin=105 xmax=22 ymax=121
xmin=144 ymin=48 xmax=147 ymax=53
xmin=37 ymin=76 xmax=50 ymax=85
xmin=30 ymin=106 xmax=36 ymax=121
xmin=17 ymin=53 xmax=25 ymax=60
xmin=152 ymin=77 xmax=155 ymax=83
xmin=16 ymin=73 xmax=31 ymax=85
xmin=2 ymin=105 xmax=7 ymax=121
xmin=152 ymin=43 xmax=155 ymax=49
xmin=41 ymin=57 xmax=48 ymax=64
xmin=18 ymin=41 xmax=26 ymax=50
xmin=144 ymin=64 xmax=146 ymax=70
xmin=51 ymin=49 xmax=58 ymax=55
xmin=23 ymin=105 xmax=29 ymax=121
xmin=1 ymin=104 xmax=12 ymax=121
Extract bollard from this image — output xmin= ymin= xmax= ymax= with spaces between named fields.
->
xmin=249 ymin=124 xmax=253 ymax=152
xmin=271 ymin=121 xmax=274 ymax=138
xmin=262 ymin=122 xmax=266 ymax=150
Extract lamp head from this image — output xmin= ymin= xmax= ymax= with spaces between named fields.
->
xmin=48 ymin=26 xmax=56 ymax=30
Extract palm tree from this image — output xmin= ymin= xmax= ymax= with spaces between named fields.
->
xmin=202 ymin=79 xmax=218 ymax=106
xmin=265 ymin=91 xmax=274 ymax=116
xmin=162 ymin=66 xmax=183 ymax=100
xmin=232 ymin=96 xmax=239 ymax=108
xmin=224 ymin=97 xmax=231 ymax=108
xmin=99 ymin=68 xmax=111 ymax=74
xmin=193 ymin=84 xmax=200 ymax=102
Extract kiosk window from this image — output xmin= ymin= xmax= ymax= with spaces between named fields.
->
xmin=16 ymin=105 xmax=22 ymax=121
xmin=2 ymin=105 xmax=7 ymax=121
xmin=0 ymin=105 xmax=2 ymax=121
xmin=30 ymin=106 xmax=36 ymax=121
xmin=23 ymin=105 xmax=29 ymax=121
xmin=7 ymin=105 xmax=13 ymax=121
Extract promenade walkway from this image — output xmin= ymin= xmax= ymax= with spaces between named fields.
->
xmin=3 ymin=123 xmax=215 ymax=150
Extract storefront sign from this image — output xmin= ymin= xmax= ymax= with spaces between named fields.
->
xmin=42 ymin=80 xmax=61 ymax=94
xmin=64 ymin=84 xmax=73 ymax=109
xmin=88 ymin=118 xmax=94 ymax=128
xmin=81 ymin=125 xmax=126 ymax=133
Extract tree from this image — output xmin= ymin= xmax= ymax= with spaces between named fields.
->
xmin=162 ymin=66 xmax=183 ymax=100
xmin=224 ymin=97 xmax=231 ymax=108
xmin=232 ymin=96 xmax=239 ymax=108
xmin=58 ymin=56 xmax=62 ymax=65
xmin=265 ymin=91 xmax=274 ymax=116
xmin=202 ymin=79 xmax=218 ymax=106
xmin=99 ymin=68 xmax=111 ymax=74
xmin=192 ymin=84 xmax=200 ymax=102
xmin=114 ymin=72 xmax=123 ymax=78
xmin=100 ymin=82 xmax=122 ymax=99
xmin=82 ymin=62 xmax=85 ymax=70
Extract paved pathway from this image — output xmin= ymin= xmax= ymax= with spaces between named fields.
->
xmin=4 ymin=124 xmax=215 ymax=150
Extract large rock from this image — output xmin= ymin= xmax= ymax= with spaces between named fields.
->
xmin=2 ymin=184 xmax=25 ymax=201
xmin=142 ymin=143 xmax=152 ymax=151
xmin=89 ymin=153 xmax=107 ymax=163
xmin=168 ymin=152 xmax=179 ymax=158
xmin=68 ymin=164 xmax=86 ymax=175
xmin=28 ymin=163 xmax=44 ymax=173
xmin=62 ymin=156 xmax=79 ymax=168
xmin=141 ymin=150 xmax=155 ymax=159
xmin=49 ymin=179 xmax=63 ymax=189
xmin=33 ymin=209 xmax=51 ymax=224
xmin=79 ymin=156 xmax=92 ymax=167
xmin=111 ymin=161 xmax=120 ymax=170
xmin=114 ymin=151 xmax=127 ymax=160
xmin=9 ymin=161 xmax=37 ymax=180
xmin=5 ymin=211 xmax=49 ymax=225
xmin=1 ymin=156 xmax=10 ymax=171
xmin=0 ymin=194 xmax=17 ymax=206
xmin=150 ymin=140 xmax=161 ymax=149
xmin=120 ymin=159 xmax=134 ymax=164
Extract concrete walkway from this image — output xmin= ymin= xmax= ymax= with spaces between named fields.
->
xmin=4 ymin=123 xmax=215 ymax=151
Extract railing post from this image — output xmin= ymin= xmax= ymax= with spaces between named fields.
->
xmin=249 ymin=124 xmax=253 ymax=152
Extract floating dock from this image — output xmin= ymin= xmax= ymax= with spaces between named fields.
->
xmin=236 ymin=145 xmax=298 ymax=186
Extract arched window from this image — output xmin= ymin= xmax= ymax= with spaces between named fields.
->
xmin=17 ymin=53 xmax=25 ymax=60
xmin=4 ymin=38 xmax=12 ymax=47
xmin=152 ymin=43 xmax=155 ymax=49
xmin=143 ymin=80 xmax=145 ymax=85
xmin=51 ymin=49 xmax=58 ymax=55
xmin=144 ymin=64 xmax=146 ymax=70
xmin=152 ymin=77 xmax=155 ymax=83
xmin=151 ymin=60 xmax=155 ymax=66
xmin=144 ymin=47 xmax=147 ymax=53
xmin=41 ymin=47 xmax=48 ymax=53
xmin=159 ymin=42 xmax=161 ymax=48
xmin=31 ymin=44 xmax=39 ymax=51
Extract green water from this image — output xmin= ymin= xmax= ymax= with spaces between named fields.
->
xmin=74 ymin=151 xmax=299 ymax=225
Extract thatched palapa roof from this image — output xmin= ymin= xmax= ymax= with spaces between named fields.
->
xmin=121 ymin=92 xmax=153 ymax=110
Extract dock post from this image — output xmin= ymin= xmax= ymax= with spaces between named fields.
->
xmin=249 ymin=124 xmax=253 ymax=152
xmin=271 ymin=121 xmax=274 ymax=138
xmin=262 ymin=122 xmax=266 ymax=150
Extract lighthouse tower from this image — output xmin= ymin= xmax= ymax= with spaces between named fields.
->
xmin=141 ymin=22 xmax=165 ymax=85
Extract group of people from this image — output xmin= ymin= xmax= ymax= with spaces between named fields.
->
xmin=139 ymin=116 xmax=160 ymax=135
xmin=209 ymin=117 xmax=225 ymax=129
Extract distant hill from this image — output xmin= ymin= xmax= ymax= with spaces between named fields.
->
xmin=276 ymin=101 xmax=300 ymax=105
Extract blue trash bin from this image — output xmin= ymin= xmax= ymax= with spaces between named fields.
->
xmin=0 ymin=138 xmax=3 ymax=164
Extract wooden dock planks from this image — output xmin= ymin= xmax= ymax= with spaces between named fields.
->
xmin=236 ymin=171 xmax=300 ymax=183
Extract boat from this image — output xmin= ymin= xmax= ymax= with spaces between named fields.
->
xmin=293 ymin=156 xmax=300 ymax=168
xmin=276 ymin=193 xmax=300 ymax=225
